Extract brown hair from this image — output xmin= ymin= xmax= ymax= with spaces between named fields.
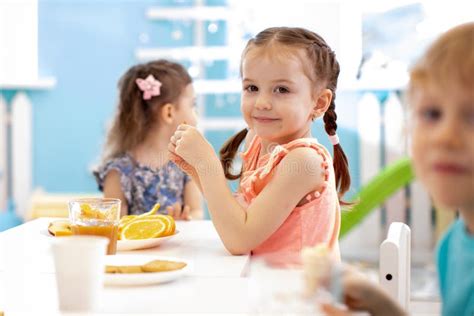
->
xmin=409 ymin=22 xmax=474 ymax=95
xmin=103 ymin=60 xmax=192 ymax=160
xmin=219 ymin=27 xmax=351 ymax=198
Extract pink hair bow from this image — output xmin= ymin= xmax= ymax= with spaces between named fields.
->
xmin=135 ymin=74 xmax=162 ymax=100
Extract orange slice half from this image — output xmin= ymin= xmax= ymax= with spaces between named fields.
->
xmin=120 ymin=219 xmax=167 ymax=240
xmin=143 ymin=214 xmax=175 ymax=236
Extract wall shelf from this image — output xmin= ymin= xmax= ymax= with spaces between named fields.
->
xmin=0 ymin=77 xmax=57 ymax=90
xmin=136 ymin=46 xmax=239 ymax=62
xmin=339 ymin=77 xmax=408 ymax=91
xmin=194 ymin=79 xmax=241 ymax=94
xmin=146 ymin=6 xmax=231 ymax=21
xmin=199 ymin=118 xmax=246 ymax=131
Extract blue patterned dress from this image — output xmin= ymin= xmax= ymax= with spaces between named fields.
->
xmin=94 ymin=153 xmax=190 ymax=215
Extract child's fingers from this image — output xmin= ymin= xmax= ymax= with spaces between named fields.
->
xmin=169 ymin=157 xmax=196 ymax=179
xmin=166 ymin=206 xmax=174 ymax=218
xmin=168 ymin=142 xmax=178 ymax=155
xmin=171 ymin=132 xmax=186 ymax=150
xmin=170 ymin=135 xmax=178 ymax=146
xmin=168 ymin=151 xmax=178 ymax=162
xmin=171 ymin=203 xmax=182 ymax=219
xmin=177 ymin=124 xmax=189 ymax=131
xmin=181 ymin=205 xmax=191 ymax=221
xmin=320 ymin=303 xmax=351 ymax=316
xmin=170 ymin=133 xmax=184 ymax=146
xmin=169 ymin=154 xmax=179 ymax=166
xmin=173 ymin=130 xmax=184 ymax=140
xmin=166 ymin=204 xmax=178 ymax=218
xmin=166 ymin=206 xmax=175 ymax=218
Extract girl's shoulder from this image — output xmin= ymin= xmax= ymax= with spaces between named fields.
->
xmin=243 ymin=129 xmax=257 ymax=151
xmin=93 ymin=153 xmax=135 ymax=192
xmin=240 ymin=136 xmax=331 ymax=175
xmin=261 ymin=138 xmax=330 ymax=178
xmin=98 ymin=153 xmax=136 ymax=175
xmin=238 ymin=137 xmax=335 ymax=210
xmin=240 ymin=129 xmax=259 ymax=160
xmin=282 ymin=138 xmax=331 ymax=159
xmin=242 ymin=135 xmax=330 ymax=160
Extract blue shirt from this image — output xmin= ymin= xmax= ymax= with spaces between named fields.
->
xmin=94 ymin=153 xmax=190 ymax=215
xmin=437 ymin=218 xmax=474 ymax=316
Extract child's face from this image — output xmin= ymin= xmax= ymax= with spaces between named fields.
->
xmin=411 ymin=82 xmax=474 ymax=211
xmin=241 ymin=47 xmax=316 ymax=144
xmin=175 ymin=83 xmax=198 ymax=127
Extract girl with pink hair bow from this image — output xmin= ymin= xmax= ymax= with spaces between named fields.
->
xmin=94 ymin=60 xmax=202 ymax=220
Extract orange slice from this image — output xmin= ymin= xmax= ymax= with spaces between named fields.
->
xmin=48 ymin=220 xmax=73 ymax=237
xmin=54 ymin=227 xmax=74 ymax=237
xmin=143 ymin=214 xmax=175 ymax=236
xmin=119 ymin=215 xmax=136 ymax=226
xmin=119 ymin=203 xmax=160 ymax=226
xmin=80 ymin=204 xmax=105 ymax=220
xmin=120 ymin=219 xmax=167 ymax=240
xmin=118 ymin=215 xmax=136 ymax=235
xmin=165 ymin=215 xmax=176 ymax=236
xmin=117 ymin=203 xmax=160 ymax=234
xmin=138 ymin=203 xmax=160 ymax=218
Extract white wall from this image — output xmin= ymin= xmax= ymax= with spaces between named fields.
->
xmin=0 ymin=0 xmax=38 ymax=82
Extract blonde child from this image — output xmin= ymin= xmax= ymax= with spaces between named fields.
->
xmin=169 ymin=27 xmax=351 ymax=257
xmin=94 ymin=60 xmax=202 ymax=220
xmin=323 ymin=22 xmax=474 ymax=316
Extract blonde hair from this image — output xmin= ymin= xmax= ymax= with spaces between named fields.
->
xmin=410 ymin=22 xmax=474 ymax=93
xmin=103 ymin=60 xmax=191 ymax=161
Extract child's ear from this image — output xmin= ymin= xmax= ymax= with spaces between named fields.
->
xmin=312 ymin=88 xmax=332 ymax=118
xmin=160 ymin=103 xmax=176 ymax=124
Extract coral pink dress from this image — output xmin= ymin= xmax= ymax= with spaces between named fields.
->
xmin=236 ymin=135 xmax=340 ymax=260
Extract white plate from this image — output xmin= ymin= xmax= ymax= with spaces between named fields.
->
xmin=42 ymin=227 xmax=179 ymax=251
xmin=104 ymin=255 xmax=189 ymax=286
xmin=117 ymin=231 xmax=179 ymax=251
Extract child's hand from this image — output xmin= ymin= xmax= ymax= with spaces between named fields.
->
xmin=168 ymin=143 xmax=203 ymax=192
xmin=168 ymin=150 xmax=198 ymax=179
xmin=169 ymin=124 xmax=217 ymax=171
xmin=166 ymin=202 xmax=192 ymax=221
xmin=321 ymin=268 xmax=406 ymax=316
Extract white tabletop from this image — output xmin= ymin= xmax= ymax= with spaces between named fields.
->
xmin=0 ymin=218 xmax=440 ymax=315
xmin=0 ymin=218 xmax=251 ymax=315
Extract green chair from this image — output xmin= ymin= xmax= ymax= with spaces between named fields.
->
xmin=341 ymin=157 xmax=415 ymax=238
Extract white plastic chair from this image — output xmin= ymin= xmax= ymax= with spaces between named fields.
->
xmin=380 ymin=222 xmax=411 ymax=310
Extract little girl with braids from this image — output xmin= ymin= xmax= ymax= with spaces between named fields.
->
xmin=169 ymin=27 xmax=350 ymax=258
xmin=94 ymin=60 xmax=202 ymax=219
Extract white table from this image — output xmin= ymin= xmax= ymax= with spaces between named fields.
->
xmin=0 ymin=218 xmax=251 ymax=315
xmin=0 ymin=218 xmax=440 ymax=315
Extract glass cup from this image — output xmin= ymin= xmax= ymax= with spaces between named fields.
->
xmin=68 ymin=198 xmax=121 ymax=255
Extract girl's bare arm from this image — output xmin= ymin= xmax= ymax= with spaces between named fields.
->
xmin=183 ymin=180 xmax=203 ymax=219
xmin=199 ymin=147 xmax=326 ymax=254
xmin=102 ymin=170 xmax=128 ymax=217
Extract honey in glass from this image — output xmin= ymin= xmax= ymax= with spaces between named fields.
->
xmin=68 ymin=198 xmax=121 ymax=255
xmin=71 ymin=222 xmax=118 ymax=255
